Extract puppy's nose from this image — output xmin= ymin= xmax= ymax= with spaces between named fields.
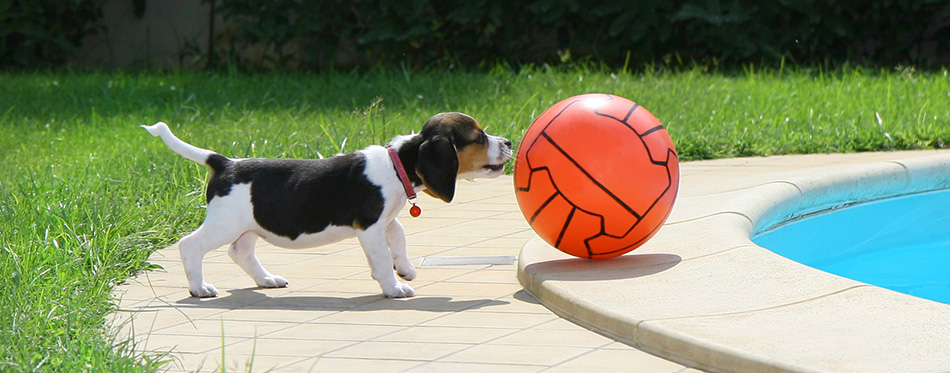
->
xmin=503 ymin=138 xmax=512 ymax=148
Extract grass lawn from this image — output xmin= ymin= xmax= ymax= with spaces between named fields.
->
xmin=1 ymin=66 xmax=948 ymax=370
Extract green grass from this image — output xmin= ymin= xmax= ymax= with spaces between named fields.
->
xmin=1 ymin=66 xmax=948 ymax=371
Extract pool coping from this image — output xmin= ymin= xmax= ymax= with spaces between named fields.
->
xmin=517 ymin=150 xmax=950 ymax=372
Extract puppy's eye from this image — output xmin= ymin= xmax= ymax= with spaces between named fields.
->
xmin=475 ymin=133 xmax=487 ymax=144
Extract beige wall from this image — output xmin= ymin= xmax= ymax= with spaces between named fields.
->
xmin=73 ymin=0 xmax=212 ymax=69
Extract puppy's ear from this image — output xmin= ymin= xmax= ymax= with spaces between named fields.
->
xmin=416 ymin=135 xmax=458 ymax=203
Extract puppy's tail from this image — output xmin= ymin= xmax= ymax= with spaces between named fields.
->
xmin=142 ymin=122 xmax=222 ymax=167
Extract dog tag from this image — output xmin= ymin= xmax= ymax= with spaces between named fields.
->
xmin=410 ymin=204 xmax=421 ymax=217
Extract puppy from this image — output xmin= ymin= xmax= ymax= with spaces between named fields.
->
xmin=144 ymin=113 xmax=512 ymax=298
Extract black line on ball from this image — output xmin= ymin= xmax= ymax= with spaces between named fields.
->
xmin=517 ymin=165 xmax=553 ymax=193
xmin=594 ymin=102 xmax=676 ymax=167
xmin=641 ymin=125 xmax=665 ymax=137
xmin=583 ymin=149 xmax=678 ymax=256
xmin=593 ymin=213 xmax=667 ymax=257
xmin=530 ymin=191 xmax=560 ymax=224
xmin=539 ymin=132 xmax=642 ymax=220
xmin=621 ymin=102 xmax=638 ymax=123
xmin=515 ymin=99 xmax=585 ymax=193
xmin=555 ymin=207 xmax=576 ymax=249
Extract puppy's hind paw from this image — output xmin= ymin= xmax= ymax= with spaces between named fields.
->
xmin=396 ymin=265 xmax=417 ymax=281
xmin=393 ymin=256 xmax=417 ymax=281
xmin=384 ymin=283 xmax=416 ymax=298
xmin=257 ymin=275 xmax=289 ymax=289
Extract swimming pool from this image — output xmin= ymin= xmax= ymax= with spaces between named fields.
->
xmin=754 ymin=189 xmax=950 ymax=303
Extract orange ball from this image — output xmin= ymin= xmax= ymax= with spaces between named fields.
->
xmin=514 ymin=94 xmax=680 ymax=259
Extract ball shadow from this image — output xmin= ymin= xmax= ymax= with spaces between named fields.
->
xmin=523 ymin=253 xmax=681 ymax=281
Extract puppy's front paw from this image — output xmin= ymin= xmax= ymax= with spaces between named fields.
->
xmin=257 ymin=275 xmax=289 ymax=289
xmin=384 ymin=282 xmax=416 ymax=298
xmin=189 ymin=283 xmax=219 ymax=298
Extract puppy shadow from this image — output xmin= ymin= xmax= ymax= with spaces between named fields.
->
xmin=173 ymin=288 xmax=508 ymax=313
xmin=523 ymin=253 xmax=682 ymax=281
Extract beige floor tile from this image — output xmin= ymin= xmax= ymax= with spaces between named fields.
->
xmin=212 ymin=353 xmax=310 ymax=372
xmin=448 ymin=203 xmax=520 ymax=213
xmin=373 ymin=325 xmax=516 ymax=344
xmin=268 ymin=242 xmax=360 ymax=255
xmin=303 ymin=278 xmax=388 ymax=294
xmin=262 ymin=322 xmax=403 ymax=342
xmin=271 ymin=357 xmax=322 ymax=372
xmin=153 ymin=318 xmax=296 ymax=338
xmin=599 ymin=341 xmax=640 ymax=350
xmin=209 ymin=307 xmax=336 ymax=323
xmin=407 ymin=361 xmax=544 ymax=373
xmin=414 ymin=218 xmax=474 ymax=229
xmin=196 ymin=275 xmax=269 ymax=292
xmin=414 ymin=281 xmax=523 ymax=298
xmin=127 ymin=305 xmax=227 ymax=332
xmin=123 ymin=268 xmax=178 ymax=283
xmin=434 ymin=246 xmax=523 ymax=257
xmin=116 ymin=276 xmax=182 ymax=301
xmin=253 ymin=251 xmax=329 ymax=266
xmin=314 ymin=308 xmax=447 ymax=326
xmin=271 ymin=262 xmax=370 ymax=280
xmin=407 ymin=245 xmax=469 ymax=257
xmin=195 ymin=253 xmax=238 ymax=265
xmin=163 ymin=288 xmax=277 ymax=310
xmin=548 ymin=348 xmax=689 ymax=372
xmin=487 ymin=292 xmax=556 ymax=314
xmin=144 ymin=249 xmax=182 ymax=263
xmin=419 ymin=311 xmax=557 ymax=329
xmin=162 ymin=343 xmax=326 ymax=372
xmin=501 ymin=227 xmax=537 ymax=237
xmin=306 ymin=357 xmax=425 ymax=372
xmin=324 ymin=340 xmax=471 ymax=361
xmin=353 ymin=295 xmax=509 ymax=313
xmin=445 ymin=268 xmax=518 ymax=283
xmin=491 ymin=328 xmax=614 ymax=348
xmin=226 ymin=337 xmax=355 ymax=358
xmin=406 ymin=235 xmax=488 ymax=247
xmin=531 ymin=317 xmax=588 ymax=331
xmin=241 ymin=291 xmax=384 ymax=311
xmin=312 ymin=251 xmax=374 ymax=266
xmin=412 ymin=267 xmax=482 ymax=281
xmin=230 ymin=357 xmax=289 ymax=372
xmin=439 ymin=343 xmax=589 ymax=366
xmin=407 ymin=209 xmax=502 ymax=221
xmin=422 ymin=225 xmax=528 ymax=238
xmin=162 ymin=353 xmax=215 ymax=372
xmin=463 ymin=236 xmax=535 ymax=248
xmin=142 ymin=333 xmax=251 ymax=355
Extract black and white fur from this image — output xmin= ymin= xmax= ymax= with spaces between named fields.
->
xmin=144 ymin=113 xmax=512 ymax=298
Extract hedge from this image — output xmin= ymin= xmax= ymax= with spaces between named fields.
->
xmin=0 ymin=0 xmax=105 ymax=68
xmin=214 ymin=0 xmax=950 ymax=69
xmin=3 ymin=0 xmax=949 ymax=69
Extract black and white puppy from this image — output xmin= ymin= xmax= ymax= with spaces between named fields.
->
xmin=144 ymin=113 xmax=512 ymax=298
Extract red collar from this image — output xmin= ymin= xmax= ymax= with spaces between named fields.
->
xmin=386 ymin=145 xmax=421 ymax=217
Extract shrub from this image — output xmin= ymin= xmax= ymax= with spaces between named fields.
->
xmin=213 ymin=0 xmax=950 ymax=70
xmin=0 ymin=0 xmax=106 ymax=68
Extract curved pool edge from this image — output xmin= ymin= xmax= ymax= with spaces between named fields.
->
xmin=746 ymin=154 xmax=950 ymax=235
xmin=517 ymin=150 xmax=950 ymax=373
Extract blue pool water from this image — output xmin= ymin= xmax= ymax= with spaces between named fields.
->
xmin=753 ymin=189 xmax=950 ymax=303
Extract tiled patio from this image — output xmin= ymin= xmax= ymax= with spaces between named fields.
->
xmin=112 ymin=176 xmax=695 ymax=372
xmin=114 ymin=149 xmax=950 ymax=372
